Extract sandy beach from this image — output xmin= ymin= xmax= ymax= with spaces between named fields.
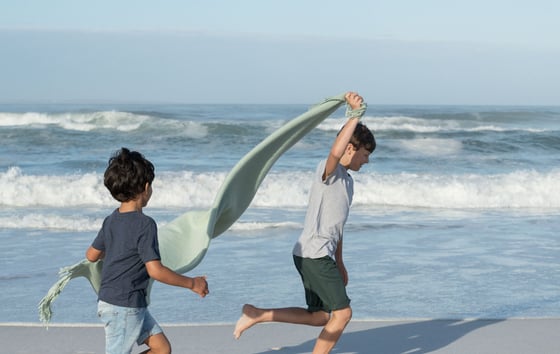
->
xmin=2 ymin=318 xmax=558 ymax=354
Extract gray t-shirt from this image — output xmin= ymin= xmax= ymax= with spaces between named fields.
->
xmin=92 ymin=209 xmax=161 ymax=308
xmin=293 ymin=160 xmax=353 ymax=259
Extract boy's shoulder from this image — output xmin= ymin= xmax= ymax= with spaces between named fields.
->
xmin=105 ymin=209 xmax=156 ymax=225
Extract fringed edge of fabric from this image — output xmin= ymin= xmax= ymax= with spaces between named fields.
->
xmin=37 ymin=259 xmax=90 ymax=326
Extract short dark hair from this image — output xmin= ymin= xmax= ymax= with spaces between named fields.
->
xmin=339 ymin=122 xmax=376 ymax=153
xmin=104 ymin=147 xmax=155 ymax=202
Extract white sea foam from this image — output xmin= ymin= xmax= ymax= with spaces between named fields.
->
xmin=1 ymin=167 xmax=110 ymax=207
xmin=0 ymin=212 xmax=303 ymax=232
xmin=0 ymin=111 xmax=149 ymax=131
xmin=0 ymin=111 xmax=209 ymax=137
xmin=1 ymin=111 xmax=547 ymax=134
xmin=318 ymin=116 xmax=547 ymax=133
xmin=317 ymin=116 xmax=455 ymax=133
xmin=229 ymin=221 xmax=302 ymax=232
xmin=0 ymin=213 xmax=104 ymax=231
xmin=399 ymin=138 xmax=463 ymax=156
xmin=355 ymin=170 xmax=560 ymax=209
xmin=2 ymin=167 xmax=559 ymax=211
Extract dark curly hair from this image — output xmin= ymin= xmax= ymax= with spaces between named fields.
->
xmin=339 ymin=122 xmax=376 ymax=153
xmin=103 ymin=148 xmax=155 ymax=202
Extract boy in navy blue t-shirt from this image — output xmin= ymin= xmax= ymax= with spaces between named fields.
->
xmin=86 ymin=148 xmax=209 ymax=354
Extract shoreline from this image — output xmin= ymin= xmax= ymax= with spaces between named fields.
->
xmin=3 ymin=318 xmax=559 ymax=354
xmin=2 ymin=316 xmax=556 ymax=327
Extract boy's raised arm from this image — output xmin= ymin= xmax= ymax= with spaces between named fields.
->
xmin=323 ymin=92 xmax=365 ymax=180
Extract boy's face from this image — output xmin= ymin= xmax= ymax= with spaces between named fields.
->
xmin=141 ymin=183 xmax=153 ymax=207
xmin=348 ymin=146 xmax=371 ymax=172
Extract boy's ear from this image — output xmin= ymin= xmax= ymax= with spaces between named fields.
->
xmin=144 ymin=182 xmax=150 ymax=192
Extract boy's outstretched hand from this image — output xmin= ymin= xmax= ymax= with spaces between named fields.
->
xmin=191 ymin=276 xmax=209 ymax=298
xmin=145 ymin=260 xmax=209 ymax=297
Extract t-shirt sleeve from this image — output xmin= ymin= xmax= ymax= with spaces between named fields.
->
xmin=91 ymin=221 xmax=107 ymax=251
xmin=321 ymin=160 xmax=342 ymax=186
xmin=137 ymin=219 xmax=161 ymax=263
xmin=317 ymin=160 xmax=330 ymax=184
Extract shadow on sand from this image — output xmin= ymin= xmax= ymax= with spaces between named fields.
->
xmin=256 ymin=319 xmax=504 ymax=354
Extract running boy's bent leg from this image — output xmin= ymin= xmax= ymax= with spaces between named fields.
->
xmin=233 ymin=304 xmax=330 ymax=339
xmin=97 ymin=300 xmax=146 ymax=354
xmin=293 ymin=255 xmax=352 ymax=353
xmin=138 ymin=309 xmax=168 ymax=353
xmin=141 ymin=333 xmax=171 ymax=354
xmin=313 ymin=306 xmax=352 ymax=354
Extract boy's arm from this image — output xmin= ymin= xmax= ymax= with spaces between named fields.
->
xmin=335 ymin=237 xmax=348 ymax=286
xmin=323 ymin=92 xmax=364 ymax=180
xmin=145 ymin=260 xmax=209 ymax=298
xmin=86 ymin=246 xmax=104 ymax=262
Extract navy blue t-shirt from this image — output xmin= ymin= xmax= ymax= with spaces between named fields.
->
xmin=92 ymin=209 xmax=161 ymax=308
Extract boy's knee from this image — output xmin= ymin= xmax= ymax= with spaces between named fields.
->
xmin=333 ymin=306 xmax=352 ymax=324
xmin=156 ymin=343 xmax=171 ymax=354
xmin=145 ymin=333 xmax=171 ymax=354
xmin=306 ymin=310 xmax=330 ymax=326
xmin=152 ymin=346 xmax=171 ymax=354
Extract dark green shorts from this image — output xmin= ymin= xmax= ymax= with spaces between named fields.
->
xmin=293 ymin=255 xmax=351 ymax=313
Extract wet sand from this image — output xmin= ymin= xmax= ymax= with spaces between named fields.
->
xmin=2 ymin=318 xmax=559 ymax=353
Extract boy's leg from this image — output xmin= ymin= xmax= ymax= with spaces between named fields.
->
xmin=234 ymin=255 xmax=349 ymax=343
xmin=97 ymin=300 xmax=143 ymax=354
xmin=234 ymin=304 xmax=329 ymax=339
xmin=312 ymin=306 xmax=352 ymax=354
xmin=296 ymin=255 xmax=352 ymax=353
xmin=138 ymin=309 xmax=169 ymax=354
xmin=140 ymin=333 xmax=171 ymax=354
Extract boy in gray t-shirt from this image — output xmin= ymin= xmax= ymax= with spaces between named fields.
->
xmin=234 ymin=92 xmax=376 ymax=353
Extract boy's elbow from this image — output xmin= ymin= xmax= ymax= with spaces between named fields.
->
xmin=145 ymin=260 xmax=165 ymax=281
xmin=86 ymin=247 xmax=103 ymax=262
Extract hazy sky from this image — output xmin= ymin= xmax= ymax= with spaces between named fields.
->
xmin=1 ymin=0 xmax=559 ymax=104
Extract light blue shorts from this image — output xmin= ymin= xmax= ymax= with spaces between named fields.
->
xmin=97 ymin=300 xmax=163 ymax=354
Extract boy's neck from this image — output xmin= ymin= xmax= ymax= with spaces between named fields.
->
xmin=339 ymin=156 xmax=351 ymax=170
xmin=119 ymin=199 xmax=143 ymax=213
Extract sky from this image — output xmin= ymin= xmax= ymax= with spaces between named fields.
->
xmin=1 ymin=0 xmax=559 ymax=105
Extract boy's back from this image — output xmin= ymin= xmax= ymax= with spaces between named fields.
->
xmin=93 ymin=209 xmax=160 ymax=308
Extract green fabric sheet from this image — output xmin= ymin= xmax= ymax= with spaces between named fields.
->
xmin=38 ymin=93 xmax=347 ymax=323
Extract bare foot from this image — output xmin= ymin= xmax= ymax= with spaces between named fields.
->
xmin=233 ymin=304 xmax=260 ymax=339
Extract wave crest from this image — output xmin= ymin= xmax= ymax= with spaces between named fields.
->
xmin=2 ymin=167 xmax=559 ymax=210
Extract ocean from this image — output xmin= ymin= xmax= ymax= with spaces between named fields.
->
xmin=1 ymin=100 xmax=559 ymax=324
